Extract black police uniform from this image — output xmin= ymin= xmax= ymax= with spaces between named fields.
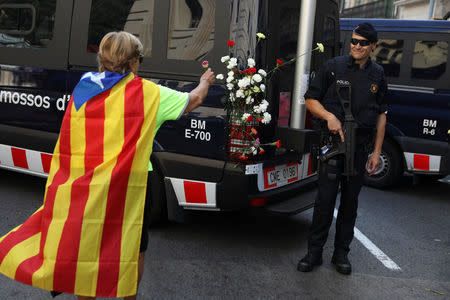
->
xmin=304 ymin=55 xmax=387 ymax=257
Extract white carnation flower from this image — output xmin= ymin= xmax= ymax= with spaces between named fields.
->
xmin=260 ymin=84 xmax=266 ymax=92
xmin=259 ymin=99 xmax=269 ymax=113
xmin=229 ymin=93 xmax=236 ymax=102
xmin=236 ymin=89 xmax=245 ymax=98
xmin=227 ymin=57 xmax=238 ymax=69
xmin=252 ymin=74 xmax=262 ymax=83
xmin=221 ymin=55 xmax=230 ymax=63
xmin=256 ymin=32 xmax=266 ymax=40
xmin=228 ymin=71 xmax=235 ymax=77
xmin=226 ymin=76 xmax=234 ymax=83
xmin=261 ymin=112 xmax=272 ymax=124
xmin=242 ymin=113 xmax=250 ymax=121
xmin=246 ymin=96 xmax=254 ymax=104
xmin=238 ymin=77 xmax=251 ymax=89
xmin=316 ymin=43 xmax=324 ymax=53
xmin=258 ymin=69 xmax=267 ymax=77
xmin=247 ymin=58 xmax=256 ymax=68
xmin=253 ymin=100 xmax=268 ymax=114
xmin=216 ymin=74 xmax=224 ymax=80
xmin=227 ymin=83 xmax=234 ymax=90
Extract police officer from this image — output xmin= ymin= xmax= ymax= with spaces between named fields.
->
xmin=297 ymin=22 xmax=388 ymax=275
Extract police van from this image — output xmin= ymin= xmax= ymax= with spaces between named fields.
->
xmin=340 ymin=18 xmax=450 ymax=188
xmin=0 ymin=1 xmax=340 ymax=222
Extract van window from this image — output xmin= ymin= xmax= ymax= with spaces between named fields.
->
xmin=324 ymin=17 xmax=335 ymax=43
xmin=87 ymin=0 xmax=154 ymax=55
xmin=411 ymin=40 xmax=448 ymax=80
xmin=0 ymin=1 xmax=56 ymax=48
xmin=167 ymin=0 xmax=215 ymax=60
xmin=371 ymin=39 xmax=403 ymax=77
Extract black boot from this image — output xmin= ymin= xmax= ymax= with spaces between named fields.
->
xmin=331 ymin=253 xmax=352 ymax=275
xmin=297 ymin=252 xmax=323 ymax=272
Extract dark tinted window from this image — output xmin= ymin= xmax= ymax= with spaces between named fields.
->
xmin=87 ymin=0 xmax=154 ymax=56
xmin=324 ymin=17 xmax=335 ymax=43
xmin=277 ymin=2 xmax=299 ymax=126
xmin=411 ymin=40 xmax=448 ymax=80
xmin=0 ymin=0 xmax=56 ymax=48
xmin=371 ymin=39 xmax=403 ymax=77
xmin=167 ymin=0 xmax=215 ymax=60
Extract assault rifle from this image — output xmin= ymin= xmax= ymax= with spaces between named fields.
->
xmin=319 ymin=80 xmax=358 ymax=177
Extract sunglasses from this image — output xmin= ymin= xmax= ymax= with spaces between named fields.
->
xmin=350 ymin=38 xmax=372 ymax=47
xmin=139 ymin=54 xmax=144 ymax=64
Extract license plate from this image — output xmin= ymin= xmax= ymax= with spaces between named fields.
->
xmin=263 ymin=162 xmax=299 ymax=190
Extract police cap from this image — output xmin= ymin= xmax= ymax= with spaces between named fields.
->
xmin=354 ymin=22 xmax=377 ymax=43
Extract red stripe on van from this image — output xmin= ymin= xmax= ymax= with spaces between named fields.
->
xmin=41 ymin=153 xmax=52 ymax=173
xmin=11 ymin=148 xmax=29 ymax=169
xmin=184 ymin=181 xmax=207 ymax=204
xmin=414 ymin=154 xmax=429 ymax=171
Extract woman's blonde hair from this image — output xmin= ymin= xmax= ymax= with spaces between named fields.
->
xmin=97 ymin=31 xmax=143 ymax=74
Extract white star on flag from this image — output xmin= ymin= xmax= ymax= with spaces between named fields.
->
xmin=82 ymin=72 xmax=105 ymax=89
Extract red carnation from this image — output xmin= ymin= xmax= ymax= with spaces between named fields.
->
xmin=233 ymin=69 xmax=239 ymax=74
xmin=259 ymin=149 xmax=265 ymax=155
xmin=227 ymin=40 xmax=235 ymax=47
xmin=251 ymin=128 xmax=258 ymax=135
xmin=256 ymin=118 xmax=263 ymax=122
xmin=276 ymin=140 xmax=281 ymax=148
xmin=247 ymin=115 xmax=254 ymax=122
xmin=240 ymin=154 xmax=248 ymax=160
xmin=247 ymin=67 xmax=257 ymax=74
xmin=276 ymin=59 xmax=284 ymax=66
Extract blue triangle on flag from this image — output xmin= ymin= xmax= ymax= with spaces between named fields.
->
xmin=72 ymin=71 xmax=130 ymax=110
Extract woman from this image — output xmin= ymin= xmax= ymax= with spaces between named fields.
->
xmin=0 ymin=31 xmax=214 ymax=299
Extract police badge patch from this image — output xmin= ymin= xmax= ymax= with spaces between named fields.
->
xmin=370 ymin=84 xmax=378 ymax=93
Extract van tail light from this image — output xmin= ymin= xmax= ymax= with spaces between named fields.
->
xmin=251 ymin=198 xmax=267 ymax=206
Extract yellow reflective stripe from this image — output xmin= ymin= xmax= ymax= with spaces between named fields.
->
xmin=0 ymin=233 xmax=41 ymax=279
xmin=73 ymin=73 xmax=133 ymax=296
xmin=116 ymin=79 xmax=160 ymax=297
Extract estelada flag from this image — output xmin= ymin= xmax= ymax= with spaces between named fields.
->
xmin=0 ymin=72 xmax=160 ymax=297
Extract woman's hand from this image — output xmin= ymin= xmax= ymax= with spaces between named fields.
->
xmin=326 ymin=113 xmax=344 ymax=142
xmin=200 ymin=68 xmax=215 ymax=86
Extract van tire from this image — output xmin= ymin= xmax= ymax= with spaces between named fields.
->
xmin=364 ymin=138 xmax=403 ymax=188
xmin=147 ymin=163 xmax=168 ymax=226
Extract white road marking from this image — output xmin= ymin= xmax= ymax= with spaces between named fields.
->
xmin=334 ymin=209 xmax=402 ymax=271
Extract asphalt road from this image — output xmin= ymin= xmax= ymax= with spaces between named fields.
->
xmin=0 ymin=169 xmax=448 ymax=299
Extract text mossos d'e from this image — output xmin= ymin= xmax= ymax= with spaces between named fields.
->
xmin=185 ymin=119 xmax=211 ymax=141
xmin=0 ymin=90 xmax=71 ymax=111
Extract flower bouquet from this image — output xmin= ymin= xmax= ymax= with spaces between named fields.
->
xmin=210 ymin=33 xmax=324 ymax=161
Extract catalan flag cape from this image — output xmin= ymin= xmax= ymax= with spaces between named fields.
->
xmin=0 ymin=72 xmax=160 ymax=297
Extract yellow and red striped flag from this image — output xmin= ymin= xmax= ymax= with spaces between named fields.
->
xmin=0 ymin=73 xmax=160 ymax=297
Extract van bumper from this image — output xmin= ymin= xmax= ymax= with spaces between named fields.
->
xmin=396 ymin=137 xmax=450 ymax=175
xmin=156 ymin=152 xmax=318 ymax=220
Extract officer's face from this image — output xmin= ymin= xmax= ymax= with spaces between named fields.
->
xmin=350 ymin=33 xmax=376 ymax=62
